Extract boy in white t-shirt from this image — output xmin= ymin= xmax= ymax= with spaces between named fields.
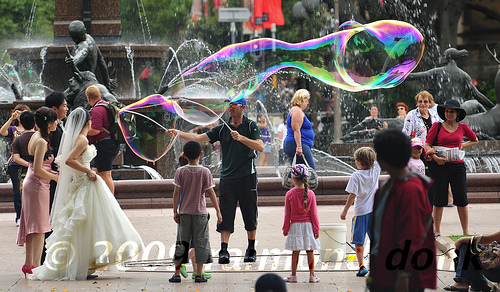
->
xmin=340 ymin=147 xmax=380 ymax=277
xmin=408 ymin=137 xmax=426 ymax=176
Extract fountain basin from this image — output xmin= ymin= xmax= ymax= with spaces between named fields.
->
xmin=331 ymin=141 xmax=500 ymax=173
xmin=7 ymin=44 xmax=169 ymax=97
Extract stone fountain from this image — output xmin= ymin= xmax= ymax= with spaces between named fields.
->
xmin=1 ymin=6 xmax=500 ymax=212
xmin=6 ymin=0 xmax=169 ymax=98
xmin=1 ymin=0 xmax=175 ymax=180
xmin=334 ymin=46 xmax=500 ymax=174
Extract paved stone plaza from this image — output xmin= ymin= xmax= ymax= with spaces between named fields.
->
xmin=1 ymin=204 xmax=498 ymax=291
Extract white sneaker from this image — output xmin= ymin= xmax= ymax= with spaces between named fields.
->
xmin=15 ymin=218 xmax=19 ymax=227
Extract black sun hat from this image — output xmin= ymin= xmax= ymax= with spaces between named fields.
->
xmin=437 ymin=99 xmax=467 ymax=122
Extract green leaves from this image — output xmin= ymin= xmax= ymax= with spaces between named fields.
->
xmin=0 ymin=0 xmax=53 ymax=53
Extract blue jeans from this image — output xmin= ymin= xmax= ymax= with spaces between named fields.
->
xmin=8 ymin=164 xmax=22 ymax=220
xmin=283 ymin=140 xmax=315 ymax=169
xmin=454 ymin=243 xmax=500 ymax=289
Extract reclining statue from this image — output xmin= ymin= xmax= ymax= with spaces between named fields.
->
xmin=406 ymin=48 xmax=495 ymax=109
xmin=462 ymin=46 xmax=500 ymax=140
xmin=342 ymin=118 xmax=403 ymax=143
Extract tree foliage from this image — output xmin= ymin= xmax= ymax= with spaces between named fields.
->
xmin=0 ymin=0 xmax=53 ymax=55
xmin=120 ymin=0 xmax=192 ymax=44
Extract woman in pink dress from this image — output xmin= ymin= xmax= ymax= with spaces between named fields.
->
xmin=16 ymin=107 xmax=58 ymax=277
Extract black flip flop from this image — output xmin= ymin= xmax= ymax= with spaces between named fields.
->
xmin=470 ymin=285 xmax=491 ymax=292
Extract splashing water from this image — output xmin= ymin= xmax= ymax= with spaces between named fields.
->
xmin=119 ymin=20 xmax=424 ymax=163
xmin=137 ymin=165 xmax=163 ymax=179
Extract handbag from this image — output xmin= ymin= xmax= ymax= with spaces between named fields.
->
xmin=470 ymin=235 xmax=500 ymax=269
xmin=281 ymin=154 xmax=318 ymax=190
xmin=1 ymin=155 xmax=12 ymax=182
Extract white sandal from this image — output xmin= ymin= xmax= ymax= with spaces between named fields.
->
xmin=283 ymin=275 xmax=297 ymax=283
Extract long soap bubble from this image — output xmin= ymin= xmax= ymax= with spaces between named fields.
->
xmin=164 ymin=20 xmax=424 ymax=104
xmin=118 ymin=94 xmax=231 ymax=162
xmin=118 ymin=95 xmax=183 ymax=163
xmin=121 ymin=20 xmax=424 ymax=162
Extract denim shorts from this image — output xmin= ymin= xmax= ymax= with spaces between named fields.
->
xmin=350 ymin=213 xmax=372 ymax=245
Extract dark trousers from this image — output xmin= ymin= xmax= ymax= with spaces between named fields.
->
xmin=428 ymin=162 xmax=468 ymax=207
xmin=8 ymin=164 xmax=22 ymax=220
xmin=454 ymin=243 xmax=500 ymax=289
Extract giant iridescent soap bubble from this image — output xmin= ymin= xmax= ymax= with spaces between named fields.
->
xmin=120 ymin=20 xmax=425 ymax=162
xmin=169 ymin=19 xmax=425 ymax=103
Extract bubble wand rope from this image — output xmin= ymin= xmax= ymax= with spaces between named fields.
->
xmin=177 ymin=97 xmax=232 ymax=131
xmin=121 ymin=109 xmax=170 ymax=132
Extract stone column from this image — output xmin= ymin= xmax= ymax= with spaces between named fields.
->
xmin=53 ymin=0 xmax=122 ymax=44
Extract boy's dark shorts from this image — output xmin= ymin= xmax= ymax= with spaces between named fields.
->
xmin=93 ymin=137 xmax=120 ymax=172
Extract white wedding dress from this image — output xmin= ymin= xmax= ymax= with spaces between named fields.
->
xmin=30 ymin=145 xmax=145 ymax=280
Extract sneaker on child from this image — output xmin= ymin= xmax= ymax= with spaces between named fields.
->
xmin=356 ymin=265 xmax=368 ymax=277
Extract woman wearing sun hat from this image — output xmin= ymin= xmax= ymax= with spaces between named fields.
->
xmin=424 ymin=99 xmax=478 ymax=237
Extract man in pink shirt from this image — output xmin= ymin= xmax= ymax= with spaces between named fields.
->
xmin=86 ymin=85 xmax=120 ymax=194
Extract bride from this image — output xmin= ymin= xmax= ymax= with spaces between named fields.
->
xmin=30 ymin=107 xmax=144 ymax=280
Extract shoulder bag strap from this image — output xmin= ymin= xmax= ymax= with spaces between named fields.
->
xmin=432 ymin=122 xmax=442 ymax=146
xmin=92 ymin=102 xmax=111 ymax=134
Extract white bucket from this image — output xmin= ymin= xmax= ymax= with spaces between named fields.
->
xmin=319 ymin=223 xmax=347 ymax=262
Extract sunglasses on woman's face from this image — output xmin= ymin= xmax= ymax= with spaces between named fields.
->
xmin=229 ymin=103 xmax=243 ymax=108
xmin=397 ymin=107 xmax=405 ymax=110
xmin=417 ymin=100 xmax=429 ymax=104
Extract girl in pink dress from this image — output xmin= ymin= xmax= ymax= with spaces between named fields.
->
xmin=282 ymin=164 xmax=320 ymax=283
xmin=16 ymin=107 xmax=58 ymax=277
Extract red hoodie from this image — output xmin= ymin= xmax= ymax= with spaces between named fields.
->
xmin=369 ymin=174 xmax=436 ymax=290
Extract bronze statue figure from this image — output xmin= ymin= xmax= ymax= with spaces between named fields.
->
xmin=462 ymin=46 xmax=500 ymax=140
xmin=66 ymin=20 xmax=116 ymax=94
xmin=406 ymin=48 xmax=495 ymax=109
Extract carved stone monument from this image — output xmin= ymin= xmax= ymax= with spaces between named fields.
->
xmin=53 ymin=0 xmax=122 ymax=44
xmin=6 ymin=0 xmax=174 ymax=178
xmin=462 ymin=49 xmax=500 ymax=140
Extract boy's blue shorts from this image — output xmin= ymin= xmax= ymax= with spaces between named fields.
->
xmin=350 ymin=213 xmax=372 ymax=245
